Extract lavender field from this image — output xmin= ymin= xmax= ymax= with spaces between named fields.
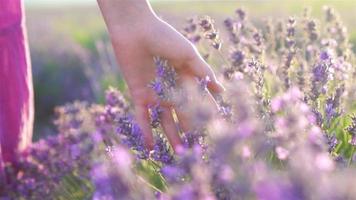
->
xmin=2 ymin=1 xmax=356 ymax=199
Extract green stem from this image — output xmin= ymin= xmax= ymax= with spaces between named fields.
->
xmin=148 ymin=159 xmax=168 ymax=188
xmin=349 ymin=147 xmax=355 ymax=166
xmin=137 ymin=175 xmax=165 ymax=193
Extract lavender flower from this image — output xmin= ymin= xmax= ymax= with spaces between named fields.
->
xmin=236 ymin=8 xmax=246 ymax=21
xmin=91 ymin=146 xmax=154 ymax=200
xmin=306 ymin=19 xmax=318 ymax=42
xmin=346 ymin=115 xmax=356 ymax=146
xmin=325 ymin=133 xmax=338 ymax=152
xmin=150 ymin=80 xmax=165 ymax=98
xmin=150 ymin=58 xmax=177 ymax=101
xmin=151 ymin=135 xmax=174 ymax=165
xmin=198 ymin=16 xmax=222 ymax=50
xmin=149 ymin=104 xmax=163 ymax=129
xmin=116 ymin=116 xmax=148 ymax=159
xmin=310 ymin=59 xmax=331 ymax=101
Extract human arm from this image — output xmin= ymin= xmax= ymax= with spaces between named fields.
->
xmin=97 ymin=0 xmax=224 ymax=150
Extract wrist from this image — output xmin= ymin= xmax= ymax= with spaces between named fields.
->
xmin=109 ymin=13 xmax=158 ymax=37
xmin=98 ymin=0 xmax=157 ymax=35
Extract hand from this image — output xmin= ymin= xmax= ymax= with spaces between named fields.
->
xmin=98 ymin=0 xmax=224 ymax=150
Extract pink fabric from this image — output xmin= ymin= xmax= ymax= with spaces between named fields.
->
xmin=0 ymin=0 xmax=33 ymax=168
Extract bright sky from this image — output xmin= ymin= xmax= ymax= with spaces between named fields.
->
xmin=25 ymin=0 xmax=176 ymax=6
xmin=25 ymin=0 xmax=94 ymax=6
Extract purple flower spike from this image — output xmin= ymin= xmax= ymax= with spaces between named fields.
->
xmin=152 ymin=136 xmax=174 ymax=165
xmin=150 ymin=80 xmax=165 ymax=98
xmin=320 ymin=50 xmax=331 ymax=60
xmin=347 ymin=115 xmax=356 ymax=146
xmin=116 ymin=116 xmax=148 ymax=159
xmin=149 ymin=104 xmax=163 ymax=128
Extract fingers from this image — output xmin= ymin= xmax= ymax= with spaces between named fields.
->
xmin=160 ymin=106 xmax=182 ymax=151
xmin=205 ymin=91 xmax=220 ymax=114
xmin=186 ymin=51 xmax=225 ymax=94
xmin=135 ymin=105 xmax=154 ymax=150
xmin=136 ymin=103 xmax=182 ymax=152
xmin=174 ymin=76 xmax=220 ymax=134
xmin=178 ymin=75 xmax=220 ymax=114
xmin=136 ymin=95 xmax=217 ymax=153
xmin=151 ymin=25 xmax=224 ymax=94
xmin=174 ymin=106 xmax=191 ymax=133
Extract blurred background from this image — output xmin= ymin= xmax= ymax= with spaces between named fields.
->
xmin=24 ymin=0 xmax=356 ymax=140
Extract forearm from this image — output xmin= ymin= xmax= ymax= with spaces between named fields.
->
xmin=97 ymin=0 xmax=157 ymax=34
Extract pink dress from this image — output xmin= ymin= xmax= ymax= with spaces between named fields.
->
xmin=0 ymin=0 xmax=33 ymax=169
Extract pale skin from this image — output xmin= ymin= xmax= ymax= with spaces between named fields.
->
xmin=97 ymin=0 xmax=224 ymax=150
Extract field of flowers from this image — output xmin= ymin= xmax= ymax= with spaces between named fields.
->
xmin=1 ymin=5 xmax=356 ymax=200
